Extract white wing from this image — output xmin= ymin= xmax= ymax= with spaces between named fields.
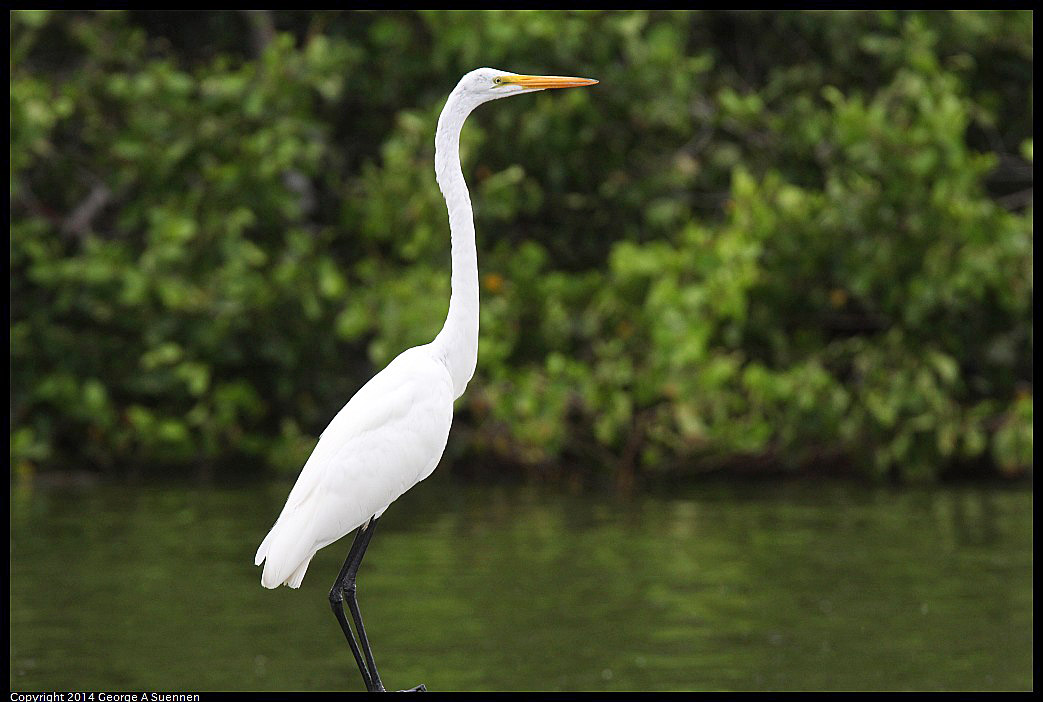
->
xmin=255 ymin=344 xmax=454 ymax=589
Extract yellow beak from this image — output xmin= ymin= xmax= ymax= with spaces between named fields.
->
xmin=500 ymin=74 xmax=599 ymax=90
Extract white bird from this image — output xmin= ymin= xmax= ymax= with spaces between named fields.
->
xmin=254 ymin=67 xmax=598 ymax=692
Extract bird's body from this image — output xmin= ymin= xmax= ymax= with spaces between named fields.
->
xmin=255 ymin=67 xmax=596 ymax=692
xmin=255 ymin=344 xmax=454 ymax=588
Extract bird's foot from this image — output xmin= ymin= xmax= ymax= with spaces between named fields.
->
xmin=395 ymin=684 xmax=427 ymax=692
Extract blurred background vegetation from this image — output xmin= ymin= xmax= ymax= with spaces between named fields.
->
xmin=10 ymin=10 xmax=1033 ymax=486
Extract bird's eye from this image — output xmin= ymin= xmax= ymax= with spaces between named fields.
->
xmin=493 ymin=77 xmax=503 ymax=85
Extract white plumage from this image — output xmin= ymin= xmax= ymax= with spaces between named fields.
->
xmin=254 ymin=68 xmax=597 ymax=600
xmin=255 ymin=346 xmax=454 ymax=588
xmin=254 ymin=65 xmax=596 ymax=694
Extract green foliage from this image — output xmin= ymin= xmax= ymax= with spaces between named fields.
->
xmin=10 ymin=10 xmax=1032 ymax=482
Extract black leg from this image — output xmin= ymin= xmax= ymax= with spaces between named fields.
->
xmin=345 ymin=576 xmax=382 ymax=690
xmin=329 ymin=518 xmax=383 ymax=691
xmin=328 ymin=517 xmax=427 ymax=692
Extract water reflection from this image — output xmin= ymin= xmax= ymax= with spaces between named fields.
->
xmin=9 ymin=476 xmax=1032 ymax=691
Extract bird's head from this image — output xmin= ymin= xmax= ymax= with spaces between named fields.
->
xmin=452 ymin=67 xmax=598 ymax=107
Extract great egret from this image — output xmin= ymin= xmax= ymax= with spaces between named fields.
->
xmin=255 ymin=68 xmax=598 ymax=692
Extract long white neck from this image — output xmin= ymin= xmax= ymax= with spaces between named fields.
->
xmin=431 ymin=90 xmax=480 ymax=399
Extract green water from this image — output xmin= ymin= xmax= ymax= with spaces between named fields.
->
xmin=10 ymin=475 xmax=1033 ymax=691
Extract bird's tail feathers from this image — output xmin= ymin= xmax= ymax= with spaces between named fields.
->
xmin=285 ymin=556 xmax=314 ymax=589
xmin=254 ymin=519 xmax=278 ymax=566
xmin=256 ymin=509 xmax=318 ymax=589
